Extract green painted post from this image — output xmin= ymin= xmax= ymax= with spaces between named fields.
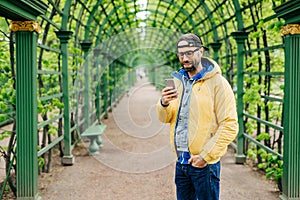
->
xmin=11 ymin=21 xmax=40 ymax=200
xmin=152 ymin=67 xmax=155 ymax=85
xmin=114 ymin=64 xmax=117 ymax=104
xmin=128 ymin=68 xmax=132 ymax=88
xmin=209 ymin=42 xmax=222 ymax=63
xmin=130 ymin=68 xmax=133 ymax=88
xmin=132 ymin=68 xmax=136 ymax=85
xmin=231 ymin=31 xmax=249 ymax=164
xmin=103 ymin=68 xmax=108 ymax=119
xmin=108 ymin=64 xmax=114 ymax=111
xmin=113 ymin=64 xmax=117 ymax=103
xmin=3 ymin=1 xmax=47 ymax=198
xmin=274 ymin=2 xmax=300 ymax=199
xmin=113 ymin=64 xmax=117 ymax=104
xmin=94 ymin=48 xmax=101 ymax=122
xmin=281 ymin=30 xmax=300 ymax=200
xmin=116 ymin=64 xmax=120 ymax=101
xmin=150 ymin=67 xmax=153 ymax=85
xmin=113 ymin=64 xmax=116 ymax=106
xmin=55 ymin=30 xmax=74 ymax=165
xmin=154 ymin=67 xmax=157 ymax=87
xmin=80 ymin=41 xmax=92 ymax=129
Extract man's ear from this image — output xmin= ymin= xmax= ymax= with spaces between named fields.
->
xmin=199 ymin=47 xmax=204 ymax=55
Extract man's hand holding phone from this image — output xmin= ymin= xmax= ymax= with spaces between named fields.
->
xmin=161 ymin=79 xmax=178 ymax=106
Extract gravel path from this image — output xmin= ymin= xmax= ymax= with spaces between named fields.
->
xmin=40 ymin=78 xmax=280 ymax=200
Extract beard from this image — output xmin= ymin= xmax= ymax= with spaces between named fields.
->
xmin=181 ymin=61 xmax=197 ymax=72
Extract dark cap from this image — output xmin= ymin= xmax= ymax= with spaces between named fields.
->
xmin=177 ymin=33 xmax=209 ymax=51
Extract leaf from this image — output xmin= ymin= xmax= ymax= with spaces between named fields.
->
xmin=256 ymin=132 xmax=271 ymax=141
xmin=266 ymin=171 xmax=273 ymax=179
xmin=267 ymin=23 xmax=275 ymax=30
xmin=280 ymin=85 xmax=284 ymax=90
xmin=38 ymin=157 xmax=45 ymax=169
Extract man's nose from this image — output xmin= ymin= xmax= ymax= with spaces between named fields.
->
xmin=182 ymin=54 xmax=189 ymax=61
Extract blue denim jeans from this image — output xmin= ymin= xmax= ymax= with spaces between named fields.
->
xmin=175 ymin=161 xmax=220 ymax=200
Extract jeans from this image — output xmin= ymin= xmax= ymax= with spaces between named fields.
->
xmin=175 ymin=161 xmax=220 ymax=200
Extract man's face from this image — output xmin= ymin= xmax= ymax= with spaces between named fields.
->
xmin=177 ymin=40 xmax=203 ymax=72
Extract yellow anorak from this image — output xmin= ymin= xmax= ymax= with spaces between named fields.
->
xmin=157 ymin=57 xmax=238 ymax=164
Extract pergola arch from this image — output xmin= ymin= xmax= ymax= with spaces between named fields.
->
xmin=69 ymin=0 xmax=217 ymax=47
xmin=129 ymin=52 xmax=156 ymax=67
xmin=0 ymin=1 xmax=299 ymax=200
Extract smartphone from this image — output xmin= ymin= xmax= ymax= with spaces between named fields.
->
xmin=165 ymin=79 xmax=175 ymax=89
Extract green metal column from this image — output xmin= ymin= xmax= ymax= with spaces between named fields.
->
xmin=209 ymin=42 xmax=222 ymax=63
xmin=128 ymin=68 xmax=132 ymax=88
xmin=55 ymin=30 xmax=74 ymax=165
xmin=231 ymin=31 xmax=249 ymax=164
xmin=102 ymin=68 xmax=108 ymax=119
xmin=108 ymin=64 xmax=114 ymax=111
xmin=281 ymin=28 xmax=300 ymax=200
xmin=113 ymin=64 xmax=117 ymax=104
xmin=154 ymin=67 xmax=158 ymax=87
xmin=148 ymin=67 xmax=152 ymax=84
xmin=132 ymin=67 xmax=136 ymax=85
xmin=80 ymin=41 xmax=92 ymax=129
xmin=115 ymin=64 xmax=120 ymax=102
xmin=274 ymin=2 xmax=300 ymax=199
xmin=94 ymin=48 xmax=101 ymax=122
xmin=11 ymin=21 xmax=40 ymax=200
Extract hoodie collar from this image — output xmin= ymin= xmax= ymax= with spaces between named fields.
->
xmin=173 ymin=57 xmax=215 ymax=81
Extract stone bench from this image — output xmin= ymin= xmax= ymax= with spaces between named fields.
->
xmin=81 ymin=124 xmax=106 ymax=155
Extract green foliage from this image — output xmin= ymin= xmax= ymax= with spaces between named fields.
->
xmin=0 ymin=19 xmax=16 ymax=128
xmin=0 ymin=130 xmax=11 ymax=140
xmin=38 ymin=157 xmax=45 ymax=169
xmin=48 ymin=125 xmax=58 ymax=136
xmin=249 ymin=30 xmax=262 ymax=39
xmin=258 ymin=150 xmax=283 ymax=181
xmin=268 ymin=102 xmax=282 ymax=119
xmin=267 ymin=19 xmax=285 ymax=32
xmin=235 ymin=1 xmax=285 ymax=185
xmin=0 ymin=101 xmax=8 ymax=110
xmin=256 ymin=132 xmax=271 ymax=141
xmin=247 ymin=148 xmax=257 ymax=159
xmin=0 ymin=114 xmax=6 ymax=122
xmin=245 ymin=121 xmax=257 ymax=135
xmin=243 ymin=83 xmax=265 ymax=107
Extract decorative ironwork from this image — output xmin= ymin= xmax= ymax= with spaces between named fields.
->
xmin=281 ymin=24 xmax=300 ymax=36
xmin=9 ymin=21 xmax=41 ymax=34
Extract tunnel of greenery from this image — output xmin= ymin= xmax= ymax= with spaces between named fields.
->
xmin=0 ymin=0 xmax=299 ymax=199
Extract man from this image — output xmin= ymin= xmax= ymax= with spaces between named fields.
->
xmin=156 ymin=33 xmax=238 ymax=200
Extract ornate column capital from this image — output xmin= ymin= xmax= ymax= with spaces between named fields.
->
xmin=209 ymin=42 xmax=222 ymax=52
xmin=10 ymin=21 xmax=41 ymax=34
xmin=55 ymin=30 xmax=73 ymax=43
xmin=80 ymin=41 xmax=93 ymax=52
xmin=280 ymin=24 xmax=300 ymax=36
xmin=231 ymin=31 xmax=249 ymax=43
